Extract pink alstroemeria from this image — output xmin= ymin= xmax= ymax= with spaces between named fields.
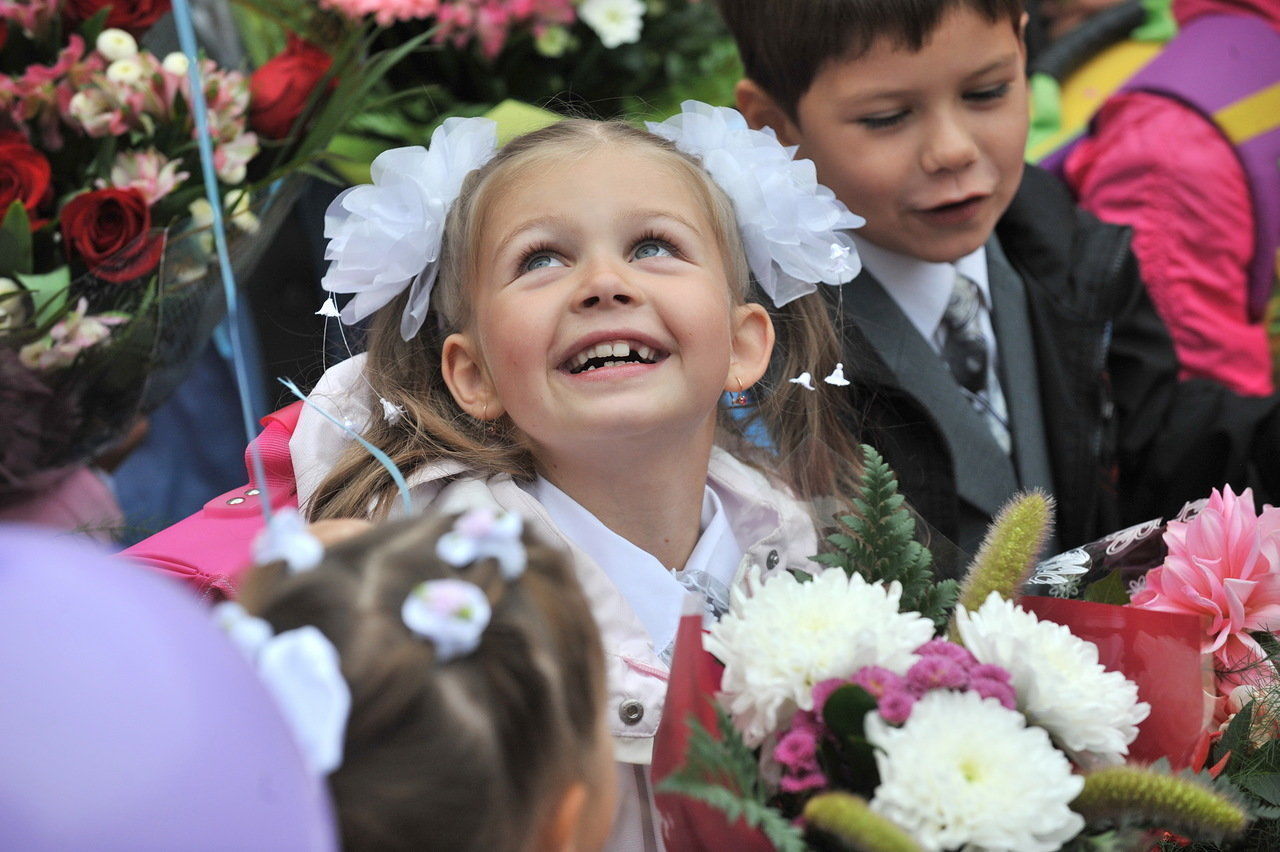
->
xmin=1131 ymin=486 xmax=1280 ymax=692
xmin=101 ymin=149 xmax=189 ymax=205
xmin=18 ymin=298 xmax=127 ymax=372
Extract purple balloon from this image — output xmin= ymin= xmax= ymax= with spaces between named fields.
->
xmin=0 ymin=524 xmax=339 ymax=851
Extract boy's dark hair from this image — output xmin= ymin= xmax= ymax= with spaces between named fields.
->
xmin=239 ymin=513 xmax=606 ymax=851
xmin=716 ymin=0 xmax=1025 ymax=118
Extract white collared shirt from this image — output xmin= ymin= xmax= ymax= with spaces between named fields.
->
xmin=525 ymin=476 xmax=743 ymax=660
xmin=850 ymin=234 xmax=994 ymax=357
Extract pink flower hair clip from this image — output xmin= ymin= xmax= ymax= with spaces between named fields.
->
xmin=435 ymin=506 xmax=526 ymax=580
xmin=401 ymin=578 xmax=492 ymax=663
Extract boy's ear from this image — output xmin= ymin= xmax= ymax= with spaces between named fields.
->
xmin=735 ymin=80 xmax=801 ymax=147
xmin=441 ymin=332 xmax=504 ymax=421
xmin=727 ymin=302 xmax=775 ymax=391
xmin=536 ymin=782 xmax=588 ymax=852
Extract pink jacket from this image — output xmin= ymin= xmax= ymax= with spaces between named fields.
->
xmin=1062 ymin=0 xmax=1279 ymax=396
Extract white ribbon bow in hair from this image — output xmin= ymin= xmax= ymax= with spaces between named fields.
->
xmin=647 ymin=100 xmax=865 ymax=307
xmin=321 ymin=117 xmax=498 ymax=341
xmin=214 ymin=602 xmax=351 ymax=776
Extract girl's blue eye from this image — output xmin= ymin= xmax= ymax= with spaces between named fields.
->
xmin=523 ymin=252 xmax=565 ymax=272
xmin=633 ymin=240 xmax=674 ymax=260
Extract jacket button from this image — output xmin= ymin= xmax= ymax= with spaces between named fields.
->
xmin=765 ymin=550 xmax=780 ymax=570
xmin=618 ymin=699 xmax=644 ymax=726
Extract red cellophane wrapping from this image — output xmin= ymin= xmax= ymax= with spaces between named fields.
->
xmin=652 ymin=601 xmax=774 ymax=851
xmin=1020 ymin=596 xmax=1210 ymax=768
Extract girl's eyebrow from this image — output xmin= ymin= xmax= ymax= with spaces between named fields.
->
xmin=497 ymin=214 xmax=576 ymax=249
xmin=496 ymin=210 xmax=702 ymax=249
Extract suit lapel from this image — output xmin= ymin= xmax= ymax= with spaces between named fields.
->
xmin=842 ymin=271 xmax=1018 ymax=518
xmin=987 ymin=237 xmax=1055 ymax=499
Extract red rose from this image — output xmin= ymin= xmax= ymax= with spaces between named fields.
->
xmin=60 ymin=188 xmax=163 ymax=283
xmin=249 ymin=35 xmax=334 ymax=140
xmin=0 ymin=132 xmax=52 ymax=229
xmin=62 ymin=0 xmax=171 ymax=36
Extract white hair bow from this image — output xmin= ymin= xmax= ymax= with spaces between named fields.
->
xmin=647 ymin=100 xmax=864 ymax=306
xmin=214 ymin=602 xmax=351 ymax=776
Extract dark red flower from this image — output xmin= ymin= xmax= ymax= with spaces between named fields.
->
xmin=249 ymin=35 xmax=334 ymax=140
xmin=0 ymin=132 xmax=52 ymax=229
xmin=60 ymin=188 xmax=163 ymax=283
xmin=62 ymin=0 xmax=172 ymax=37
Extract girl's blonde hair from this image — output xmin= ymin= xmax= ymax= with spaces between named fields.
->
xmin=239 ymin=513 xmax=606 ymax=851
xmin=308 ymin=118 xmax=861 ymax=522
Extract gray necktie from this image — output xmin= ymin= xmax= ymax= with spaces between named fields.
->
xmin=941 ymin=271 xmax=1011 ymax=453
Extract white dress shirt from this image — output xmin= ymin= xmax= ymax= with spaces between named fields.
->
xmin=524 ymin=476 xmax=744 ymax=661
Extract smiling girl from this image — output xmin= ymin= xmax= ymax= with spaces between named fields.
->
xmin=279 ymin=104 xmax=864 ymax=847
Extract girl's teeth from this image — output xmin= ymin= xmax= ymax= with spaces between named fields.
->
xmin=567 ymin=339 xmax=660 ymax=372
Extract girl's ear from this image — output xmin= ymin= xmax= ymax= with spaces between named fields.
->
xmin=727 ymin=302 xmax=775 ymax=391
xmin=441 ymin=332 xmax=504 ymax=420
xmin=535 ymin=782 xmax=588 ymax=852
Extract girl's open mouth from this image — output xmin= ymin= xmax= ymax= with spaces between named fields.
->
xmin=562 ymin=339 xmax=666 ymax=374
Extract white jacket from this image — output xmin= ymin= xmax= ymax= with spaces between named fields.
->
xmin=292 ymin=356 xmax=819 ymax=850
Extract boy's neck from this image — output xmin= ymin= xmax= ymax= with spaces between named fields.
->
xmin=534 ymin=432 xmax=715 ymax=573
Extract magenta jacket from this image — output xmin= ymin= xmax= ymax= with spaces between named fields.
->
xmin=1063 ymin=0 xmax=1280 ymax=397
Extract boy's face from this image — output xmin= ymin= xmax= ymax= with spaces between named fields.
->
xmin=741 ymin=7 xmax=1028 ymax=263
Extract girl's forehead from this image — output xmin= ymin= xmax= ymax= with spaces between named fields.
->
xmin=483 ymin=146 xmax=712 ymax=225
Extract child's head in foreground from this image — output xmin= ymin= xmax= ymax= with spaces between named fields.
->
xmin=717 ymin=0 xmax=1030 ymax=264
xmin=239 ymin=510 xmax=615 ymax=851
xmin=311 ymin=117 xmax=859 ymax=521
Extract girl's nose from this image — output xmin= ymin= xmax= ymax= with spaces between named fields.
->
xmin=573 ymin=258 xmax=641 ymax=311
xmin=921 ymin=112 xmax=979 ymax=174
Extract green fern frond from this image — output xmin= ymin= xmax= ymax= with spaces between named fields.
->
xmin=813 ymin=445 xmax=958 ymax=628
xmin=657 ymin=710 xmax=807 ymax=851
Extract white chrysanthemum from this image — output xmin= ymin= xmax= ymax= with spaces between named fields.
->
xmin=579 ymin=0 xmax=645 ymax=49
xmin=955 ymin=592 xmax=1150 ymax=767
xmin=95 ymin=28 xmax=138 ymax=62
xmin=706 ymin=569 xmax=934 ymax=746
xmin=867 ymin=689 xmax=1085 ymax=852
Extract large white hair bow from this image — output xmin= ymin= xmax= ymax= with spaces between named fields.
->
xmin=321 ymin=117 xmax=498 ymax=341
xmin=647 ymin=101 xmax=864 ymax=306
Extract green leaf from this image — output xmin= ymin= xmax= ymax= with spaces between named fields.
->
xmin=16 ymin=267 xmax=70 ymax=325
xmin=0 ymin=201 xmax=33 ymax=276
xmin=787 ymin=567 xmax=815 ymax=583
xmin=1083 ymin=570 xmax=1131 ymax=606
xmin=1237 ymin=772 xmax=1280 ymax=808
xmin=1219 ymin=703 xmax=1256 ymax=764
xmin=822 ymin=684 xmax=876 ymax=741
xmin=79 ymin=7 xmax=112 ymax=45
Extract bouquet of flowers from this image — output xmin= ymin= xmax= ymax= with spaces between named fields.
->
xmin=655 ymin=448 xmax=1265 ymax=851
xmin=1023 ymin=485 xmax=1280 ymax=850
xmin=0 ymin=0 xmax=421 ymax=492
xmin=236 ymin=0 xmax=741 ymax=181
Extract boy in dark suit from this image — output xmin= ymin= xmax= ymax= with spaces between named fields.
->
xmin=717 ymin=0 xmax=1280 ymax=573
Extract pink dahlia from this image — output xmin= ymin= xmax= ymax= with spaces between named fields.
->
xmin=1131 ymin=486 xmax=1280 ymax=689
